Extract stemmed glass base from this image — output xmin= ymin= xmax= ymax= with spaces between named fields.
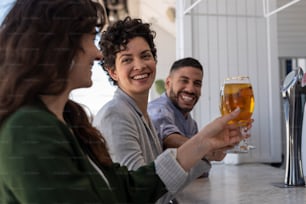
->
xmin=227 ymin=125 xmax=255 ymax=153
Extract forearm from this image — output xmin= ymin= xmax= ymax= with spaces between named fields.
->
xmin=154 ymin=149 xmax=188 ymax=194
xmin=163 ymin=133 xmax=189 ymax=149
xmin=154 ymin=148 xmax=211 ymax=196
xmin=176 ymin=133 xmax=212 ymax=172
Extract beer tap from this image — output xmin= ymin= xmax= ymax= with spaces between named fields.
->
xmin=282 ymin=67 xmax=306 ymax=187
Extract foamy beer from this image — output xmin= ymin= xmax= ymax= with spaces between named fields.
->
xmin=219 ymin=76 xmax=255 ymax=153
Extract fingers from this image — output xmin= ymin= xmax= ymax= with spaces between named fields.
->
xmin=220 ymin=107 xmax=240 ymax=125
xmin=246 ymin=118 xmax=254 ymax=127
xmin=213 ymin=151 xmax=226 ymax=161
xmin=218 ymin=145 xmax=236 ymax=152
xmin=227 ymin=127 xmax=243 ymax=145
xmin=200 ymin=108 xmax=247 ymax=153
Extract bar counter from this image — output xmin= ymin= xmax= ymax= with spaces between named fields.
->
xmin=176 ymin=163 xmax=306 ymax=204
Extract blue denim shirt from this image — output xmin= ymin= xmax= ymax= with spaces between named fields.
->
xmin=148 ymin=93 xmax=198 ymax=141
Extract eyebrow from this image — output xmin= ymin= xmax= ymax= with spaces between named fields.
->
xmin=141 ymin=50 xmax=151 ymax=54
xmin=118 ymin=53 xmax=132 ymax=59
xmin=179 ymin=76 xmax=202 ymax=82
xmin=118 ymin=49 xmax=151 ymax=58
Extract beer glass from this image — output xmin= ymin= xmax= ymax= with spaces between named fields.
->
xmin=219 ymin=76 xmax=255 ymax=153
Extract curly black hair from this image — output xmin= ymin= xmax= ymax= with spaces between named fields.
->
xmin=100 ymin=16 xmax=157 ymax=85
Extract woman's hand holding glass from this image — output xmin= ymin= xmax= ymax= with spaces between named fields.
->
xmin=199 ymin=108 xmax=246 ymax=151
xmin=177 ymin=108 xmax=246 ymax=171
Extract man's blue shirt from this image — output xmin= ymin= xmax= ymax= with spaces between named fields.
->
xmin=148 ymin=93 xmax=198 ymax=142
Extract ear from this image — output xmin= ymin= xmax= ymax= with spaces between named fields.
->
xmin=107 ymin=67 xmax=118 ymax=82
xmin=165 ymin=76 xmax=171 ymax=89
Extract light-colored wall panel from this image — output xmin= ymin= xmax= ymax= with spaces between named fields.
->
xmin=177 ymin=0 xmax=282 ymax=163
xmin=138 ymin=0 xmax=176 ymax=36
xmin=237 ymin=19 xmax=248 ymax=74
xmin=277 ymin=0 xmax=306 ymax=57
xmin=218 ymin=17 xmax=230 ymax=81
xmin=207 ymin=16 xmax=221 ymax=120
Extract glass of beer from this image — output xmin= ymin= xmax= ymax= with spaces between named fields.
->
xmin=219 ymin=76 xmax=255 ymax=153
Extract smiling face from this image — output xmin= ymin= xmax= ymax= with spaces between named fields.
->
xmin=107 ymin=37 xmax=157 ymax=98
xmin=68 ymin=33 xmax=102 ymax=90
xmin=166 ymin=66 xmax=203 ymax=115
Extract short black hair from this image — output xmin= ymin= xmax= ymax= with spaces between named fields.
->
xmin=170 ymin=57 xmax=203 ymax=73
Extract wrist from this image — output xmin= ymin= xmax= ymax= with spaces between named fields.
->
xmin=195 ymin=132 xmax=213 ymax=157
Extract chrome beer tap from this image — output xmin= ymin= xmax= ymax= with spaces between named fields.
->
xmin=282 ymin=67 xmax=306 ymax=187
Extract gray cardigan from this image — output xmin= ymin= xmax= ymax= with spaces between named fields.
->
xmin=93 ymin=88 xmax=211 ymax=203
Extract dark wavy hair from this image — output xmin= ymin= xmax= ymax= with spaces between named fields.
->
xmin=100 ymin=16 xmax=157 ymax=85
xmin=0 ymin=0 xmax=112 ymax=166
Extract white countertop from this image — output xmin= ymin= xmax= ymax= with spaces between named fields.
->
xmin=176 ymin=163 xmax=306 ymax=204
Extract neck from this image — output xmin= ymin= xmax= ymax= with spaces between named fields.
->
xmin=179 ymin=109 xmax=190 ymax=119
xmin=133 ymin=93 xmax=149 ymax=116
xmin=40 ymin=92 xmax=69 ymax=123
xmin=120 ymin=88 xmax=149 ymax=116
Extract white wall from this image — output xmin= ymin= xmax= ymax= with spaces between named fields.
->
xmin=177 ymin=0 xmax=282 ymax=164
xmin=0 ymin=0 xmax=15 ymax=22
xmin=138 ymin=0 xmax=176 ymax=36
xmin=277 ymin=0 xmax=306 ymax=58
xmin=137 ymin=0 xmax=177 ymax=100
xmin=150 ymin=24 xmax=176 ymax=99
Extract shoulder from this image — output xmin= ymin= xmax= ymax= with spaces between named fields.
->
xmin=0 ymin=105 xmax=71 ymax=151
xmin=148 ymin=97 xmax=174 ymax=117
xmin=0 ymin=105 xmax=72 ymax=172
xmin=93 ymin=98 xmax=138 ymax=129
xmin=148 ymin=94 xmax=167 ymax=107
xmin=0 ymin=106 xmax=69 ymax=147
xmin=95 ymin=99 xmax=132 ymax=118
xmin=3 ymin=105 xmax=58 ymax=128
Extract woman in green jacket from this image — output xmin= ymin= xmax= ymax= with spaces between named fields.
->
xmin=0 ymin=0 xmax=244 ymax=203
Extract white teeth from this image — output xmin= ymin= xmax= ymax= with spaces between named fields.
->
xmin=182 ymin=95 xmax=193 ymax=102
xmin=133 ymin=74 xmax=148 ymax=80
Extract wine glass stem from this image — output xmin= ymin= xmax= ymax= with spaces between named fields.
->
xmin=239 ymin=126 xmax=255 ymax=150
